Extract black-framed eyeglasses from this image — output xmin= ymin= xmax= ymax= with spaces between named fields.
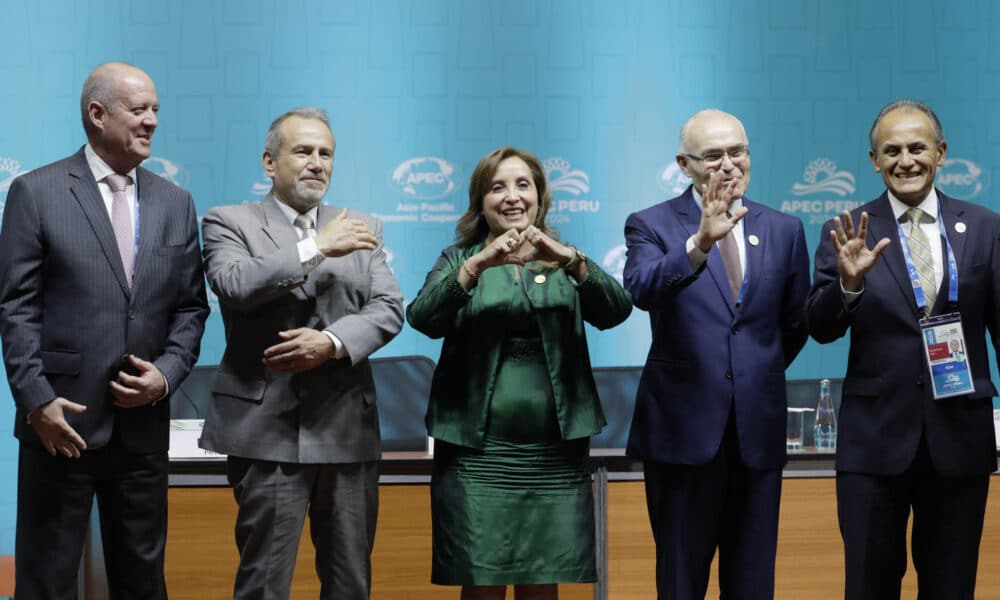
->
xmin=684 ymin=145 xmax=749 ymax=165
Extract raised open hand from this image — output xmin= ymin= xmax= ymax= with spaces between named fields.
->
xmin=830 ymin=211 xmax=891 ymax=292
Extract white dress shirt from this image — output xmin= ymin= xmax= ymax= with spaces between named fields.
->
xmin=84 ymin=144 xmax=137 ymax=227
xmin=843 ymin=188 xmax=943 ymax=303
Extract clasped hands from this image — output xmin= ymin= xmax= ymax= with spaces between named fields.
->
xmin=33 ymin=354 xmax=167 ymax=458
xmin=263 ymin=328 xmax=335 ymax=374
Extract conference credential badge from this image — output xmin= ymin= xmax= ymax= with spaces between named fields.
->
xmin=921 ymin=313 xmax=974 ymax=399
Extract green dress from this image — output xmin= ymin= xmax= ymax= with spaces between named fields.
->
xmin=430 ymin=265 xmax=596 ymax=586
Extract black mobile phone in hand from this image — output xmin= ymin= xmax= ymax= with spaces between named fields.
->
xmin=118 ymin=354 xmax=141 ymax=377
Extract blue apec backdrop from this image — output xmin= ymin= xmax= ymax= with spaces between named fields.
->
xmin=1 ymin=0 xmax=999 ymax=556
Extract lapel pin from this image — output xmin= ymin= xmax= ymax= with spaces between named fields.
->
xmin=748 ymin=234 xmax=760 ymax=246
xmin=534 ymin=274 xmax=547 ymax=284
xmin=955 ymin=222 xmax=967 ymax=233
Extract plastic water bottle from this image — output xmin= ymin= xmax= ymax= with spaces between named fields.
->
xmin=814 ymin=379 xmax=837 ymax=450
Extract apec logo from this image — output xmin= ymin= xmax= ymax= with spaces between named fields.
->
xmin=544 ymin=157 xmax=590 ymax=196
xmin=790 ymin=158 xmax=855 ymax=197
xmin=543 ymin=157 xmax=599 ymax=223
xmin=936 ymin=158 xmax=987 ymax=199
xmin=781 ymin=158 xmax=861 ymax=225
xmin=0 ymin=156 xmax=31 ymax=194
xmin=658 ymin=162 xmax=691 ymax=195
xmin=391 ymin=157 xmax=457 ymax=199
xmin=142 ymin=156 xmax=188 ymax=187
xmin=602 ymin=244 xmax=628 ymax=284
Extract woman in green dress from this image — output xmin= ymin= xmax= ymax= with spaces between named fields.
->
xmin=407 ymin=147 xmax=632 ymax=600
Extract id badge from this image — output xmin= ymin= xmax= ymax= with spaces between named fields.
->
xmin=921 ymin=312 xmax=975 ymax=399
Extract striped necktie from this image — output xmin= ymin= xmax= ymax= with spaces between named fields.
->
xmin=903 ymin=207 xmax=936 ymax=313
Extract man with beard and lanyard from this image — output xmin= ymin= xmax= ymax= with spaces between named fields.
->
xmin=199 ymin=107 xmax=403 ymax=598
xmin=807 ymin=99 xmax=1000 ymax=599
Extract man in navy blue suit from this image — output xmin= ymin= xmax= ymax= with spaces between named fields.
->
xmin=807 ymin=100 xmax=1000 ymax=599
xmin=624 ymin=109 xmax=810 ymax=599
xmin=0 ymin=62 xmax=208 ymax=598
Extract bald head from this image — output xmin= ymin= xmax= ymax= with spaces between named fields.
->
xmin=80 ymin=62 xmax=159 ymax=174
xmin=80 ymin=62 xmax=154 ymax=138
xmin=676 ymin=109 xmax=751 ymax=201
xmin=678 ymin=109 xmax=747 ymax=155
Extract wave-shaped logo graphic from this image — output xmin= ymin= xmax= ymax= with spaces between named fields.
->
xmin=383 ymin=247 xmax=396 ymax=275
xmin=142 ymin=156 xmax=188 ymax=187
xmin=391 ymin=157 xmax=457 ymax=199
xmin=658 ymin=162 xmax=692 ymax=195
xmin=791 ymin=158 xmax=855 ymax=197
xmin=544 ymin=157 xmax=590 ymax=196
xmin=936 ymin=158 xmax=988 ymax=198
xmin=602 ymin=244 xmax=628 ymax=284
xmin=0 ymin=156 xmax=30 ymax=194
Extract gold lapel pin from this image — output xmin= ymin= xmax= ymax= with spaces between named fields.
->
xmin=748 ymin=234 xmax=760 ymax=246
xmin=955 ymin=222 xmax=967 ymax=233
xmin=534 ymin=274 xmax=547 ymax=284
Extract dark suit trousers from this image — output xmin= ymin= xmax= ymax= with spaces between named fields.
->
xmin=227 ymin=456 xmax=380 ymax=600
xmin=15 ymin=438 xmax=169 ymax=600
xmin=643 ymin=416 xmax=782 ymax=600
xmin=837 ymin=437 xmax=989 ymax=600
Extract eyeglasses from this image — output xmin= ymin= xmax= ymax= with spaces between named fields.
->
xmin=684 ymin=145 xmax=749 ymax=165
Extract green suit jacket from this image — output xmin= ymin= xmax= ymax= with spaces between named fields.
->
xmin=407 ymin=243 xmax=632 ymax=448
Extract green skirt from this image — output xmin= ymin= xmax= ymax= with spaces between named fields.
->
xmin=430 ymin=341 xmax=596 ymax=586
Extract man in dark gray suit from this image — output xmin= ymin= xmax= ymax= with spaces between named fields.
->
xmin=0 ymin=62 xmax=209 ymax=598
xmin=199 ymin=108 xmax=404 ymax=599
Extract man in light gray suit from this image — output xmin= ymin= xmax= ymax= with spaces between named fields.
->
xmin=199 ymin=107 xmax=404 ymax=599
xmin=0 ymin=62 xmax=209 ymax=598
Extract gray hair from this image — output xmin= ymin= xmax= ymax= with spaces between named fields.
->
xmin=869 ymin=99 xmax=944 ymax=152
xmin=678 ymin=109 xmax=747 ymax=154
xmin=264 ymin=107 xmax=331 ymax=156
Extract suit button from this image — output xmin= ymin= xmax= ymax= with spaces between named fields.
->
xmin=128 ymin=310 xmax=136 ymax=320
xmin=725 ymin=369 xmax=733 ymax=380
xmin=731 ymin=325 xmax=739 ymax=334
xmin=916 ymin=376 xmax=924 ymax=386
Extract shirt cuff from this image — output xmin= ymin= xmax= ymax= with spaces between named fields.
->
xmin=840 ymin=279 xmax=864 ymax=306
xmin=686 ymin=235 xmax=709 ymax=271
xmin=323 ymin=331 xmax=348 ymax=359
xmin=298 ymin=237 xmax=325 ymax=274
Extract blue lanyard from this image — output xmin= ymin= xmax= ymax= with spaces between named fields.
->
xmin=894 ymin=200 xmax=959 ymax=312
xmin=133 ymin=176 xmax=141 ymax=252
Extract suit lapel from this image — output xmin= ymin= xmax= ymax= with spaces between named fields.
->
xmin=261 ymin=195 xmax=311 ymax=300
xmin=868 ymin=193 xmax=918 ymax=309
xmin=67 ymin=150 xmax=131 ymax=297
xmin=938 ymin=192 xmax=967 ymax=272
xmin=675 ymin=190 xmax=736 ymax=315
xmin=131 ymin=167 xmax=160 ymax=290
xmin=936 ymin=192 xmax=967 ymax=313
xmin=739 ymin=201 xmax=767 ymax=308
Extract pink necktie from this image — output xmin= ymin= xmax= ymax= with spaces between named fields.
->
xmin=717 ymin=230 xmax=742 ymax=304
xmin=105 ymin=173 xmax=134 ymax=287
